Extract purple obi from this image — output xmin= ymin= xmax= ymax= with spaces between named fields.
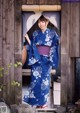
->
xmin=36 ymin=45 xmax=50 ymax=56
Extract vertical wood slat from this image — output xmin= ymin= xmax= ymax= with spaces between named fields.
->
xmin=46 ymin=0 xmax=60 ymax=5
xmin=79 ymin=4 xmax=80 ymax=57
xmin=2 ymin=0 xmax=15 ymax=104
xmin=0 ymin=0 xmax=3 ymax=97
xmin=7 ymin=0 xmax=15 ymax=104
xmin=26 ymin=0 xmax=61 ymax=5
xmin=26 ymin=0 xmax=36 ymax=4
xmin=39 ymin=0 xmax=47 ymax=5
xmin=2 ymin=0 xmax=7 ymax=101
xmin=61 ymin=2 xmax=79 ymax=105
xmin=65 ymin=3 xmax=75 ymax=104
xmin=61 ymin=3 xmax=71 ymax=105
xmin=70 ymin=3 xmax=80 ymax=57
xmin=67 ymin=3 xmax=80 ymax=103
xmin=21 ymin=0 xmax=27 ymax=4
xmin=61 ymin=3 xmax=68 ymax=105
xmin=39 ymin=0 xmax=60 ymax=5
xmin=14 ymin=0 xmax=22 ymax=104
xmin=0 ymin=0 xmax=3 ymax=65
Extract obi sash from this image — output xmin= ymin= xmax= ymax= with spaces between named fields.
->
xmin=36 ymin=45 xmax=50 ymax=56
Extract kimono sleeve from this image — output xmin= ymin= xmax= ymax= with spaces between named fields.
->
xmin=49 ymin=31 xmax=60 ymax=69
xmin=27 ymin=31 xmax=41 ymax=65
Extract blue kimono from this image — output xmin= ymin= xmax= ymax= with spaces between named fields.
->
xmin=23 ymin=28 xmax=59 ymax=106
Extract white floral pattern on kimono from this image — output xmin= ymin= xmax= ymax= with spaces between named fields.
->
xmin=23 ymin=28 xmax=60 ymax=106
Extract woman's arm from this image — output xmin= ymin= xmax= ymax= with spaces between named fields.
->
xmin=22 ymin=34 xmax=31 ymax=66
xmin=24 ymin=34 xmax=31 ymax=45
xmin=22 ymin=45 xmax=27 ymax=66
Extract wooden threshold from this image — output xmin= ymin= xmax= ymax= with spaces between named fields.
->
xmin=36 ymin=108 xmax=57 ymax=113
xmin=22 ymin=69 xmax=56 ymax=76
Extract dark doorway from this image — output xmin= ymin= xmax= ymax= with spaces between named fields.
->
xmin=22 ymin=11 xmax=61 ymax=106
xmin=75 ymin=58 xmax=80 ymax=102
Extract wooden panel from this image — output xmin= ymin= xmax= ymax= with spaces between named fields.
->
xmin=0 ymin=0 xmax=3 ymax=65
xmin=39 ymin=0 xmax=48 ymax=5
xmin=2 ymin=0 xmax=7 ymax=101
xmin=61 ymin=55 xmax=75 ymax=105
xmin=61 ymin=2 xmax=78 ymax=105
xmin=46 ymin=0 xmax=61 ymax=5
xmin=7 ymin=0 xmax=15 ymax=104
xmin=61 ymin=3 xmax=71 ymax=55
xmin=14 ymin=0 xmax=22 ymax=104
xmin=66 ymin=58 xmax=75 ymax=103
xmin=0 ymin=0 xmax=3 ymax=98
xmin=61 ymin=3 xmax=71 ymax=105
xmin=25 ymin=0 xmax=61 ymax=5
xmin=26 ymin=0 xmax=37 ymax=4
xmin=61 ymin=54 xmax=68 ymax=105
xmin=21 ymin=0 xmax=27 ymax=4
xmin=39 ymin=0 xmax=60 ymax=5
xmin=79 ymin=4 xmax=80 ymax=57
xmin=2 ymin=0 xmax=15 ymax=104
xmin=70 ymin=3 xmax=80 ymax=57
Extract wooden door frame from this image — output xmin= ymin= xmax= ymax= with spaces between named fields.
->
xmin=22 ymin=4 xmax=61 ymax=76
xmin=21 ymin=5 xmax=61 ymax=11
xmin=21 ymin=5 xmax=61 ymax=76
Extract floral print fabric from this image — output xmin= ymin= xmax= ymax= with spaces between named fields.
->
xmin=23 ymin=28 xmax=59 ymax=106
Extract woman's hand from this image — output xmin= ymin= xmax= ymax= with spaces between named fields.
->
xmin=51 ymin=69 xmax=56 ymax=75
xmin=24 ymin=34 xmax=31 ymax=45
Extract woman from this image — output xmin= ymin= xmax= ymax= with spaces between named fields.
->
xmin=22 ymin=15 xmax=60 ymax=108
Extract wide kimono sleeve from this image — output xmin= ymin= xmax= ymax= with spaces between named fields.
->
xmin=49 ymin=31 xmax=60 ymax=69
xmin=27 ymin=31 xmax=41 ymax=66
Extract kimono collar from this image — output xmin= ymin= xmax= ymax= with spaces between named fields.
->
xmin=40 ymin=28 xmax=50 ymax=34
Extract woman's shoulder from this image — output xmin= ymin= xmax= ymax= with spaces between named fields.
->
xmin=33 ymin=30 xmax=40 ymax=37
xmin=49 ymin=28 xmax=56 ymax=33
xmin=48 ymin=28 xmax=56 ymax=36
xmin=46 ymin=28 xmax=55 ymax=34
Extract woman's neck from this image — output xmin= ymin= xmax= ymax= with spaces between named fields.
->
xmin=41 ymin=27 xmax=47 ymax=33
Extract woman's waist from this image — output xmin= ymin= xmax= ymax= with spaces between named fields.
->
xmin=36 ymin=45 xmax=50 ymax=56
